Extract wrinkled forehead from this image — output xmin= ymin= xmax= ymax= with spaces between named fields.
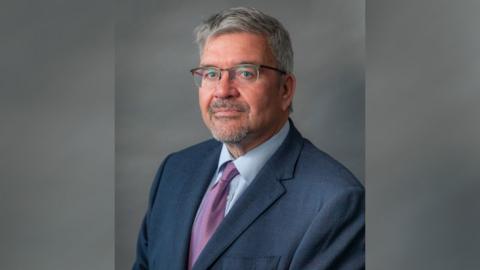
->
xmin=200 ymin=32 xmax=276 ymax=67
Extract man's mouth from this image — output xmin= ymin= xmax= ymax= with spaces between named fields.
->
xmin=211 ymin=109 xmax=243 ymax=117
xmin=208 ymin=100 xmax=249 ymax=117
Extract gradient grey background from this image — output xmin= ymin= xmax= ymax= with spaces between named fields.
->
xmin=0 ymin=0 xmax=114 ymax=269
xmin=367 ymin=0 xmax=480 ymax=269
xmin=116 ymin=0 xmax=364 ymax=269
xmin=3 ymin=1 xmax=479 ymax=270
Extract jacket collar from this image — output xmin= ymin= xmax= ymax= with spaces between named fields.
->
xmin=192 ymin=119 xmax=304 ymax=270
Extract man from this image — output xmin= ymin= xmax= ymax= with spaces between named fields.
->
xmin=133 ymin=7 xmax=364 ymax=270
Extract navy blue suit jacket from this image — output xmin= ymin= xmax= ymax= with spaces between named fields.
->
xmin=133 ymin=122 xmax=364 ymax=270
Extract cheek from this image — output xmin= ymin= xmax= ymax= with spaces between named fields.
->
xmin=198 ymin=91 xmax=211 ymax=113
xmin=244 ymin=91 xmax=275 ymax=118
xmin=249 ymin=85 xmax=282 ymax=112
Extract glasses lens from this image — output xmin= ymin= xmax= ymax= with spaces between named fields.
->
xmin=234 ymin=65 xmax=259 ymax=82
xmin=191 ymin=65 xmax=260 ymax=88
xmin=192 ymin=70 xmax=201 ymax=87
xmin=192 ymin=68 xmax=220 ymax=88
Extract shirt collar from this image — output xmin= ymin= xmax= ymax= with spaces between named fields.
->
xmin=215 ymin=121 xmax=290 ymax=184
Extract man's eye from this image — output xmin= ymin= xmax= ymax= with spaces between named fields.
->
xmin=237 ymin=69 xmax=256 ymax=79
xmin=204 ymin=70 xmax=218 ymax=79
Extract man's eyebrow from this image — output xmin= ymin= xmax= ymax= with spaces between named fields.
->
xmin=199 ymin=61 xmax=259 ymax=68
xmin=237 ymin=61 xmax=258 ymax=65
xmin=198 ymin=63 xmax=217 ymax=68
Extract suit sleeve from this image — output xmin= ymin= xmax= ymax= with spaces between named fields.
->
xmin=289 ymin=186 xmax=365 ymax=270
xmin=132 ymin=155 xmax=171 ymax=270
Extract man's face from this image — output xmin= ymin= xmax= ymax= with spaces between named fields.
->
xmin=198 ymin=32 xmax=295 ymax=152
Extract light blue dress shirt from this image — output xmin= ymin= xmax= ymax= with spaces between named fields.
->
xmin=208 ymin=121 xmax=290 ymax=215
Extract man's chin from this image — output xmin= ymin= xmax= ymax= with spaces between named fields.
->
xmin=210 ymin=127 xmax=248 ymax=144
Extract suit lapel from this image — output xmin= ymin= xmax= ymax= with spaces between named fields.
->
xmin=193 ymin=121 xmax=304 ymax=270
xmin=170 ymin=143 xmax=222 ymax=269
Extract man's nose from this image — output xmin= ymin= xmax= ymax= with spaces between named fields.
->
xmin=214 ymin=70 xmax=239 ymax=98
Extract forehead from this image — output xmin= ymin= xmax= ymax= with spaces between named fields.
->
xmin=200 ymin=32 xmax=275 ymax=67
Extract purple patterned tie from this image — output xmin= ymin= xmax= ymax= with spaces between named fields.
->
xmin=188 ymin=161 xmax=239 ymax=269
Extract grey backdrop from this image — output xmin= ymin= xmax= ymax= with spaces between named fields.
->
xmin=367 ymin=0 xmax=480 ymax=269
xmin=116 ymin=0 xmax=364 ymax=269
xmin=4 ymin=1 xmax=479 ymax=270
xmin=1 ymin=0 xmax=114 ymax=269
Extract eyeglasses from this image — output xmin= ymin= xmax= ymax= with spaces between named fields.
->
xmin=190 ymin=64 xmax=286 ymax=88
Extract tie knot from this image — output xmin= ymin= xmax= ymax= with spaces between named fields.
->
xmin=220 ymin=161 xmax=239 ymax=184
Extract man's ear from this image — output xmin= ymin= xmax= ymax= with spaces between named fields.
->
xmin=280 ymin=74 xmax=296 ymax=112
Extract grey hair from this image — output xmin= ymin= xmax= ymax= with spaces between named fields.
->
xmin=194 ymin=7 xmax=294 ymax=74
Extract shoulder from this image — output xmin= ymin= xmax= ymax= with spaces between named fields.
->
xmin=164 ymin=139 xmax=221 ymax=164
xmin=294 ymin=138 xmax=364 ymax=193
xmin=148 ymin=139 xmax=221 ymax=200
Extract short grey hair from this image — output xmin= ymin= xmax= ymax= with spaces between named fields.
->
xmin=194 ymin=7 xmax=294 ymax=74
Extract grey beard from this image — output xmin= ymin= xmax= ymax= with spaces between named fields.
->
xmin=207 ymin=99 xmax=250 ymax=144
xmin=210 ymin=126 xmax=248 ymax=144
